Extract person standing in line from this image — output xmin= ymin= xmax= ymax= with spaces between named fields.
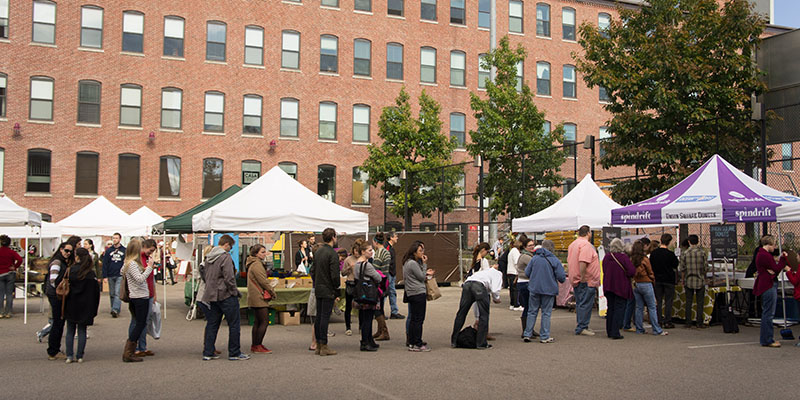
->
xmin=0 ymin=235 xmax=22 ymax=318
xmin=352 ymin=241 xmax=382 ymax=352
xmin=307 ymin=235 xmax=316 ymax=271
xmin=602 ymin=238 xmax=636 ymax=339
xmin=631 ymin=241 xmax=668 ymax=336
xmin=310 ymin=228 xmax=339 ymax=356
xmin=567 ymin=225 xmax=601 ymax=336
xmin=403 ymin=241 xmax=434 ymax=352
xmin=506 ymin=239 xmax=522 ymax=311
xmin=450 ymin=262 xmax=503 ymax=350
xmin=130 ymin=239 xmax=157 ymax=358
xmin=201 ymin=235 xmax=249 ymax=361
xmin=102 ymin=233 xmax=126 ymax=318
xmin=386 ymin=232 xmax=405 ymax=320
xmin=754 ymin=235 xmax=787 ymax=347
xmin=63 ymin=248 xmax=100 ymax=363
xmin=83 ymin=239 xmax=102 ymax=292
xmin=650 ymin=234 xmax=679 ymax=329
xmin=121 ymin=239 xmax=153 ymax=363
xmin=247 ymin=244 xmax=276 ymax=354
xmin=341 ymin=240 xmax=362 ymax=336
xmin=515 ymin=239 xmax=538 ymax=338
xmin=371 ymin=233 xmax=392 ymax=341
xmin=45 ymin=242 xmax=73 ymax=360
xmin=523 ymin=240 xmax=566 ymax=343
xmin=679 ymin=234 xmax=708 ymax=329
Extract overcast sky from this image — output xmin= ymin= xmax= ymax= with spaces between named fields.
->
xmin=774 ymin=0 xmax=800 ymax=28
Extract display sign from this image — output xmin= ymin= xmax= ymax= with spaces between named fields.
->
xmin=710 ymin=224 xmax=738 ymax=259
xmin=242 ymin=170 xmax=260 ymax=185
xmin=602 ymin=227 xmax=621 ymax=249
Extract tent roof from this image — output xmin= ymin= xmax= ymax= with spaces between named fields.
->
xmin=130 ymin=206 xmax=164 ymax=227
xmin=56 ymin=196 xmax=146 ymax=236
xmin=3 ymin=222 xmax=61 ymax=238
xmin=0 ymin=196 xmax=42 ymax=227
xmin=192 ymin=167 xmax=369 ymax=233
xmin=153 ymin=185 xmax=241 ymax=233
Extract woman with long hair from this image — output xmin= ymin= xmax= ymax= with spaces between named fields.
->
xmin=471 ymin=242 xmax=491 ymax=274
xmin=341 ymin=239 xmax=364 ymax=336
xmin=45 ymin=241 xmax=73 ymax=360
xmin=295 ymin=240 xmax=309 ymax=273
xmin=247 ymin=244 xmax=276 ymax=354
xmin=63 ymin=248 xmax=100 ymax=363
xmin=402 ymin=241 xmax=434 ymax=351
xmin=631 ymin=241 xmax=667 ymax=336
xmin=83 ymin=239 xmax=102 ymax=291
xmin=122 ymin=239 xmax=154 ymax=362
xmin=353 ymin=241 xmax=382 ymax=352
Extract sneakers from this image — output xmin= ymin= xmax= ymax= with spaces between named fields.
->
xmin=202 ymin=354 xmax=221 ymax=361
xmin=77 ymin=358 xmax=83 ymax=363
xmin=110 ymin=310 xmax=118 ymax=318
xmin=65 ymin=358 xmax=74 ymax=364
xmin=327 ymin=331 xmax=335 ymax=337
xmin=509 ymin=306 xmax=515 ymax=311
xmin=513 ymin=306 xmax=524 ymax=311
xmin=345 ymin=330 xmax=353 ymax=336
xmin=251 ymin=345 xmax=272 ymax=354
xmin=228 ymin=353 xmax=251 ymax=361
xmin=476 ymin=344 xmax=493 ymax=350
xmin=409 ymin=344 xmax=431 ymax=352
xmin=623 ymin=327 xmax=636 ymax=332
xmin=390 ymin=313 xmax=406 ymax=319
xmin=522 ymin=337 xmax=532 ymax=343
xmin=540 ymin=337 xmax=555 ymax=343
xmin=656 ymin=331 xmax=669 ymax=336
xmin=764 ymin=341 xmax=781 ymax=348
xmin=48 ymin=352 xmax=66 ymax=361
xmin=579 ymin=329 xmax=596 ymax=336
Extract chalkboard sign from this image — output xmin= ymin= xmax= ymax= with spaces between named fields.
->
xmin=710 ymin=224 xmax=737 ymax=259
xmin=602 ymin=227 xmax=622 ymax=249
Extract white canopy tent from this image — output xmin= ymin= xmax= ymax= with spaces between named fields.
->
xmin=129 ymin=206 xmax=164 ymax=235
xmin=0 ymin=196 xmax=42 ymax=324
xmin=56 ymin=196 xmax=147 ymax=236
xmin=4 ymin=221 xmax=62 ymax=256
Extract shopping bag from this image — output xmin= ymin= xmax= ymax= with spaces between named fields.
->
xmin=147 ymin=301 xmax=162 ymax=339
xmin=297 ymin=262 xmax=307 ymax=275
xmin=425 ymin=276 xmax=441 ymax=301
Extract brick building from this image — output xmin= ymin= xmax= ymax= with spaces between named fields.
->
xmin=0 ymin=0 xmax=786 ymax=243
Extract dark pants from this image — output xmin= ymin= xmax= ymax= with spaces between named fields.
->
xmin=251 ymin=307 xmax=269 ymax=347
xmin=654 ymin=282 xmax=675 ymax=324
xmin=518 ymin=281 xmax=530 ymax=336
xmin=344 ymin=290 xmax=354 ymax=330
xmin=128 ymin=297 xmax=150 ymax=342
xmin=203 ymin=296 xmax=241 ymax=357
xmin=606 ymin=291 xmax=628 ymax=338
xmin=507 ymin=274 xmax=519 ymax=307
xmin=374 ymin=295 xmax=386 ymax=318
xmin=451 ymin=281 xmax=490 ymax=348
xmin=314 ymin=297 xmax=335 ymax=345
xmin=358 ymin=309 xmax=374 ymax=344
xmin=685 ymin=287 xmax=705 ymax=326
xmin=46 ymin=294 xmax=65 ymax=357
xmin=407 ymin=293 xmax=427 ymax=346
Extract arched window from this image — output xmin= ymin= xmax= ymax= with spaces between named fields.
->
xmin=354 ymin=39 xmax=371 ymax=76
xmin=202 ymin=158 xmax=224 ymax=198
xmin=387 ymin=42 xmax=404 ymax=80
xmin=206 ymin=21 xmax=227 ymax=61
xmin=159 ymin=156 xmax=181 ymax=197
xmin=278 ymin=162 xmax=297 ymax=180
xmin=122 ymin=10 xmax=144 ymax=52
xmin=77 ymin=80 xmax=101 ymax=124
xmin=163 ymin=16 xmax=185 ymax=57
xmin=318 ymin=165 xmax=336 ymax=202
xmin=320 ymin=34 xmax=338 ymax=72
xmin=75 ymin=151 xmax=99 ymax=195
xmin=27 ymin=149 xmax=51 ymax=193
xmin=118 ymin=153 xmax=140 ymax=196
xmin=204 ymin=91 xmax=225 ymax=132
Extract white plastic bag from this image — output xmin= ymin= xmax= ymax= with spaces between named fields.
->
xmin=296 ymin=262 xmax=307 ymax=275
xmin=147 ymin=301 xmax=162 ymax=339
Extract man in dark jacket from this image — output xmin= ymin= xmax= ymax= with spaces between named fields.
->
xmin=650 ymin=233 xmax=679 ymax=329
xmin=310 ymin=228 xmax=339 ymax=356
xmin=201 ymin=235 xmax=249 ymax=361
xmin=101 ymin=232 xmax=125 ymax=318
xmin=386 ymin=232 xmax=404 ymax=320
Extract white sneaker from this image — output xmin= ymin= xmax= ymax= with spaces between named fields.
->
xmin=540 ymin=337 xmax=554 ymax=343
xmin=509 ymin=306 xmax=515 ymax=310
xmin=579 ymin=329 xmax=596 ymax=336
xmin=514 ymin=306 xmax=524 ymax=311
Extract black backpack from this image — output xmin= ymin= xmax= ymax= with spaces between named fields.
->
xmin=354 ymin=262 xmax=378 ymax=305
xmin=455 ymin=326 xmax=478 ymax=348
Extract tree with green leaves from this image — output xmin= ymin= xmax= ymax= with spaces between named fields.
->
xmin=468 ymin=36 xmax=566 ymax=220
xmin=575 ymin=0 xmax=766 ymax=204
xmin=361 ymin=87 xmax=462 ymax=228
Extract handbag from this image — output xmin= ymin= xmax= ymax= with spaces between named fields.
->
xmin=55 ymin=265 xmax=71 ymax=298
xmin=120 ymin=265 xmax=131 ymax=303
xmin=354 ymin=262 xmax=378 ymax=305
xmin=425 ymin=275 xmax=442 ymax=301
xmin=262 ymin=287 xmax=273 ymax=301
xmin=345 ymin=280 xmax=356 ymax=297
xmin=610 ymin=252 xmax=635 ymax=288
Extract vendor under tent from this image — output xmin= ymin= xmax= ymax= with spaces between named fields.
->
xmin=0 ymin=196 xmax=42 ymax=324
xmin=56 ymin=196 xmax=148 ymax=236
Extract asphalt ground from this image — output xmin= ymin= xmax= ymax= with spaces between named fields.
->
xmin=1 ymin=283 xmax=797 ymax=400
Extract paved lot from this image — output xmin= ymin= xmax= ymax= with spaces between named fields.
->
xmin=1 ymin=284 xmax=797 ymax=399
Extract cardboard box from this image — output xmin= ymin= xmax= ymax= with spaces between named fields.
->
xmin=285 ymin=278 xmax=298 ymax=288
xmin=279 ymin=311 xmax=300 ymax=326
xmin=267 ymin=278 xmax=281 ymax=289
xmin=297 ymin=277 xmax=313 ymax=288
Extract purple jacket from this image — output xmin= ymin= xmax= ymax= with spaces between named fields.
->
xmin=602 ymin=252 xmax=636 ymax=299
xmin=754 ymin=248 xmax=786 ymax=296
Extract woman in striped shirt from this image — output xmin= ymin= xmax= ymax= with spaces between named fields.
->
xmin=122 ymin=239 xmax=154 ymax=363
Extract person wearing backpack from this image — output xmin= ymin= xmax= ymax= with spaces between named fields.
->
xmin=45 ymin=242 xmax=73 ymax=361
xmin=352 ymin=241 xmax=382 ymax=352
xmin=63 ymin=248 xmax=100 ymax=363
xmin=523 ymin=240 xmax=566 ymax=343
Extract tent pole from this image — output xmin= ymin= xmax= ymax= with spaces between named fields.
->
xmin=163 ymin=232 xmax=167 ymax=320
xmin=24 ymin=233 xmax=29 ymax=325
xmin=777 ymin=222 xmax=789 ymax=329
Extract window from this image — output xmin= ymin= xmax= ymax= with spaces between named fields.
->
xmin=27 ymin=149 xmax=50 ymax=193
xmin=563 ymin=64 xmax=576 ymax=98
xmin=783 ymin=143 xmax=793 ymax=171
xmin=159 ymin=156 xmax=180 ymax=197
xmin=242 ymin=160 xmax=261 ymax=186
xmin=319 ymin=102 xmax=337 ymax=140
xmin=478 ymin=0 xmax=490 ymax=28
xmin=388 ymin=0 xmax=404 ymax=16
xmin=206 ymin=21 xmax=226 ymax=61
xmin=543 ymin=120 xmax=551 ymax=135
xmin=77 ymin=80 xmax=101 ymax=124
xmin=280 ymin=98 xmax=299 ymax=137
xmin=322 ymin=0 xmax=339 ymax=7
xmin=318 ymin=165 xmax=336 ymax=202
xmin=29 ymin=77 xmax=53 ymax=120
xmin=420 ymin=47 xmax=437 ymax=84
xmin=598 ymin=12 xmax=610 ymax=33
xmin=355 ymin=0 xmax=372 ymax=12
xmin=536 ymin=3 xmax=550 ymax=37
xmin=450 ymin=112 xmax=465 ymax=148
xmin=75 ymin=151 xmax=98 ymax=195
xmin=204 ymin=91 xmax=224 ymax=132
xmin=515 ymin=61 xmax=523 ymax=92
xmin=353 ymin=104 xmax=370 ymax=142
xmin=536 ymin=61 xmax=550 ymax=95
xmin=354 ymin=39 xmax=371 ymax=76
xmin=478 ymin=54 xmax=489 ymax=89
xmin=599 ymin=86 xmax=610 ymax=102
xmin=456 ymin=173 xmax=466 ymax=207
xmin=279 ymin=162 xmax=297 ymax=179
xmin=32 ymin=1 xmax=56 ymax=44
xmin=352 ymin=167 xmax=369 ymax=205
xmin=599 ymin=126 xmax=610 ymax=158
xmin=244 ymin=25 xmax=263 ymax=65
xmin=320 ymin=35 xmax=338 ymax=72
xmin=281 ymin=30 xmax=300 ymax=69
xmin=118 ymin=153 xmax=140 ymax=196
xmin=0 ymin=74 xmax=6 ymax=118
xmin=122 ymin=11 xmax=144 ymax=53
xmin=120 ymin=84 xmax=142 ymax=126
xmin=161 ymin=88 xmax=182 ymax=129
xmin=387 ymin=43 xmax=403 ymax=80
xmin=509 ymin=1 xmax=523 ymax=33
xmin=0 ymin=0 xmax=7 ymax=39
xmin=563 ymin=178 xmax=576 ymax=195
xmin=202 ymin=158 xmax=223 ymax=198
xmin=243 ymin=95 xmax=262 ymax=135
xmin=80 ymin=6 xmax=103 ymax=48
xmin=564 ymin=123 xmax=576 ymax=157
xmin=163 ymin=16 xmax=184 ymax=57
xmin=450 ymin=0 xmax=465 ymax=25
xmin=450 ymin=51 xmax=465 ymax=86
xmin=562 ymin=7 xmax=575 ymax=41
xmin=421 ymin=0 xmax=436 ymax=21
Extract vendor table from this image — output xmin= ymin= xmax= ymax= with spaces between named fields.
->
xmin=672 ymin=284 xmax=741 ymax=325
xmin=238 ymin=287 xmax=347 ymax=308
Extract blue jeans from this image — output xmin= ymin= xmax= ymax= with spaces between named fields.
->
xmin=760 ymin=282 xmax=778 ymax=346
xmin=573 ymin=283 xmax=597 ymax=334
xmin=388 ymin=274 xmax=399 ymax=315
xmin=203 ymin=296 xmax=242 ymax=357
xmin=107 ymin=276 xmax=122 ymax=314
xmin=525 ymin=293 xmax=555 ymax=340
xmin=128 ymin=297 xmax=154 ymax=352
xmin=0 ymin=273 xmax=15 ymax=314
xmin=623 ymin=297 xmax=635 ymax=329
xmin=634 ymin=282 xmax=663 ymax=334
xmin=65 ymin=321 xmax=87 ymax=359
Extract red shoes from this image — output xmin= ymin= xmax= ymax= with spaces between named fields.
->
xmin=250 ymin=345 xmax=272 ymax=354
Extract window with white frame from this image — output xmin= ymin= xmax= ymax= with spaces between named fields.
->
xmin=29 ymin=76 xmax=54 ymax=121
xmin=421 ymin=0 xmax=436 ymax=21
xmin=32 ymin=1 xmax=56 ymax=44
xmin=353 ymin=104 xmax=370 ymax=143
xmin=280 ymin=98 xmax=299 ymax=137
xmin=320 ymin=35 xmax=338 ymax=72
xmin=420 ymin=47 xmax=436 ymax=83
xmin=564 ymin=123 xmax=576 ymax=157
xmin=509 ymin=1 xmax=523 ymax=33
xmin=536 ymin=61 xmax=550 ymax=95
xmin=161 ymin=87 xmax=182 ymax=129
xmin=204 ymin=91 xmax=225 ymax=132
xmin=0 ymin=0 xmax=8 ymax=39
xmin=562 ymin=7 xmax=576 ymax=41
xmin=282 ymin=30 xmax=300 ymax=69
xmin=599 ymin=126 xmax=610 ymax=158
xmin=456 ymin=173 xmax=466 ymax=207
xmin=319 ymin=102 xmax=337 ymax=140
xmin=536 ymin=3 xmax=550 ymax=37
xmin=352 ymin=167 xmax=370 ymax=205
xmin=120 ymin=84 xmax=141 ymax=126
xmin=206 ymin=21 xmax=226 ymax=61
xmin=387 ymin=43 xmax=403 ymax=80
xmin=163 ymin=16 xmax=184 ymax=57
xmin=354 ymin=39 xmax=371 ymax=76
xmin=450 ymin=112 xmax=465 ymax=148
xmin=516 ymin=60 xmax=524 ymax=92
xmin=450 ymin=50 xmax=465 ymax=86
xmin=80 ymin=6 xmax=103 ymax=48
xmin=478 ymin=54 xmax=489 ymax=89
xmin=243 ymin=95 xmax=262 ymax=135
xmin=244 ymin=25 xmax=264 ymax=65
xmin=122 ymin=11 xmax=144 ymax=52
xmin=563 ymin=64 xmax=576 ymax=98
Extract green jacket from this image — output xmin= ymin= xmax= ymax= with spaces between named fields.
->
xmin=372 ymin=245 xmax=391 ymax=274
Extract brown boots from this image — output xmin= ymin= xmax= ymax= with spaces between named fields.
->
xmin=318 ymin=344 xmax=337 ymax=356
xmin=374 ymin=315 xmax=390 ymax=341
xmin=122 ymin=340 xmax=142 ymax=362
